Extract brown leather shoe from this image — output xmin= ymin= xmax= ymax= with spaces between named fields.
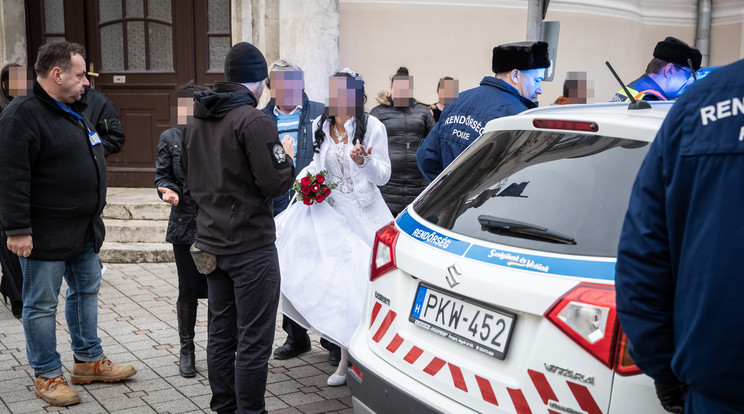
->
xmin=34 ymin=375 xmax=81 ymax=406
xmin=70 ymin=357 xmax=136 ymax=384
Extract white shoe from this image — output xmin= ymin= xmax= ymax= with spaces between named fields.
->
xmin=327 ymin=373 xmax=346 ymax=386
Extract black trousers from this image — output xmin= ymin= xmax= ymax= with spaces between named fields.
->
xmin=172 ymin=243 xmax=208 ymax=302
xmin=0 ymin=232 xmax=23 ymax=309
xmin=206 ymin=244 xmax=280 ymax=414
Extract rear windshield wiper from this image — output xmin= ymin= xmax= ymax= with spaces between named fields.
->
xmin=478 ymin=215 xmax=576 ymax=245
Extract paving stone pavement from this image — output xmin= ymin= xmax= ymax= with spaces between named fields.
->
xmin=0 ymin=263 xmax=353 ymax=414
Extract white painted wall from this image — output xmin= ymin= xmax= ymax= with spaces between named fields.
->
xmin=338 ymin=0 xmax=744 ymax=108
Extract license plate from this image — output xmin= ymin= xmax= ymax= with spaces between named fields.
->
xmin=409 ymin=283 xmax=516 ymax=360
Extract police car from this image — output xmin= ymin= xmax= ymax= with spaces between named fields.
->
xmin=347 ymin=101 xmax=674 ymax=414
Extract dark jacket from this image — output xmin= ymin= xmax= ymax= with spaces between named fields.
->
xmin=370 ymin=93 xmax=434 ymax=216
xmin=261 ymin=92 xmax=325 ymax=173
xmin=417 ymin=76 xmax=537 ymax=181
xmin=616 ymin=59 xmax=744 ymax=410
xmin=81 ymin=87 xmax=125 ymax=157
xmin=0 ymin=80 xmax=107 ymax=260
xmin=610 ymin=74 xmax=670 ymax=102
xmin=262 ymin=93 xmax=325 ymax=215
xmin=181 ymin=82 xmax=295 ymax=255
xmin=154 ymin=127 xmax=197 ymax=245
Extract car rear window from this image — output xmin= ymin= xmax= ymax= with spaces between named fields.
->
xmin=412 ymin=129 xmax=650 ymax=257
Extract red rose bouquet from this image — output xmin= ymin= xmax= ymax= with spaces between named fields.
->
xmin=292 ymin=170 xmax=337 ymax=205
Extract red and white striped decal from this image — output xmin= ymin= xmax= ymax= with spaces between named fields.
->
xmin=367 ymin=300 xmax=605 ymax=414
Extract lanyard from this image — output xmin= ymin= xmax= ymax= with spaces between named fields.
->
xmin=52 ymin=98 xmax=92 ymax=132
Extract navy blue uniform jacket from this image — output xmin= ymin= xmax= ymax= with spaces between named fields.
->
xmin=416 ymin=76 xmax=536 ymax=181
xmin=615 ymin=59 xmax=744 ymax=410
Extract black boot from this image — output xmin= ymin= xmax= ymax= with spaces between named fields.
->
xmin=176 ymin=301 xmax=198 ymax=378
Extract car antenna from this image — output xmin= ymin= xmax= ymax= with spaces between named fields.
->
xmin=687 ymin=58 xmax=698 ymax=82
xmin=605 ymin=61 xmax=651 ymax=110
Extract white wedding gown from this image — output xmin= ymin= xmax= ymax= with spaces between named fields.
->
xmin=276 ymin=116 xmax=393 ymax=347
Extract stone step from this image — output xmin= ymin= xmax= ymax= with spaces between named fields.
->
xmin=105 ymin=219 xmax=168 ymax=243
xmin=103 ymin=187 xmax=170 ymax=220
xmin=99 ymin=241 xmax=174 ymax=263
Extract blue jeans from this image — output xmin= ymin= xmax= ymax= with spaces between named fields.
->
xmin=19 ymin=238 xmax=104 ymax=378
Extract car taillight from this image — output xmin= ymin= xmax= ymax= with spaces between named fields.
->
xmin=533 ymin=119 xmax=599 ymax=132
xmin=370 ymin=222 xmax=399 ymax=281
xmin=545 ymin=282 xmax=639 ymax=375
xmin=615 ymin=332 xmax=642 ymax=376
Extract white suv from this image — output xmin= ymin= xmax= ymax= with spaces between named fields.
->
xmin=347 ymin=101 xmax=674 ymax=414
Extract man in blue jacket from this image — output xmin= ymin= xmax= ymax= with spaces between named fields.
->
xmin=616 ymin=58 xmax=744 ymax=413
xmin=260 ymin=60 xmax=341 ymax=365
xmin=610 ymin=36 xmax=701 ymax=102
xmin=417 ymin=41 xmax=549 ymax=181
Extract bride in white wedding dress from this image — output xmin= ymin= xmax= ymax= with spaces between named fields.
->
xmin=276 ymin=68 xmax=393 ymax=386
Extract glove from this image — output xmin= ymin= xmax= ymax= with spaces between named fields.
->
xmin=654 ymin=380 xmax=688 ymax=413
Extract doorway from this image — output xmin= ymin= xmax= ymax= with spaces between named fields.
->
xmin=26 ymin=0 xmax=231 ymax=187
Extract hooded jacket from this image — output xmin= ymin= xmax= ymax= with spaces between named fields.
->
xmin=0 ymin=80 xmax=107 ymax=260
xmin=181 ymin=82 xmax=295 ymax=255
xmin=417 ymin=76 xmax=537 ymax=181
xmin=370 ymin=93 xmax=434 ymax=216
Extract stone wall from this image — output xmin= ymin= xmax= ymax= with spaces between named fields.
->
xmin=0 ymin=0 xmax=27 ymax=67
xmin=231 ymin=0 xmax=338 ymax=106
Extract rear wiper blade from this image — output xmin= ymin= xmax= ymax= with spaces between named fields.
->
xmin=478 ymin=215 xmax=576 ymax=245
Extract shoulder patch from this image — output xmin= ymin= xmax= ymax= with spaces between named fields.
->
xmin=267 ymin=141 xmax=290 ymax=169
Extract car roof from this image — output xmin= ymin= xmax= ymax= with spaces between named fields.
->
xmin=483 ymin=101 xmax=675 ymax=143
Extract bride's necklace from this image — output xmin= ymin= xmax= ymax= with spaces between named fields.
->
xmin=333 ymin=123 xmax=347 ymax=144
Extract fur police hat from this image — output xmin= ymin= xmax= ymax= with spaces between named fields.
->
xmin=653 ymin=37 xmax=702 ymax=71
xmin=492 ymin=41 xmax=550 ymax=73
xmin=224 ymin=42 xmax=268 ymax=83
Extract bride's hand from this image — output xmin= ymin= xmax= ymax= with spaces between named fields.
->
xmin=350 ymin=140 xmax=373 ymax=165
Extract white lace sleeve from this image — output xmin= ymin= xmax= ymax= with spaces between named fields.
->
xmin=354 ymin=115 xmax=391 ymax=186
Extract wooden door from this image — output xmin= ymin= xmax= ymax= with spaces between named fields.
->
xmin=25 ymin=0 xmax=231 ymax=187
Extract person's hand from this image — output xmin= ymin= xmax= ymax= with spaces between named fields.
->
xmin=7 ymin=234 xmax=33 ymax=257
xmin=654 ymin=380 xmax=688 ymax=413
xmin=350 ymin=139 xmax=373 ymax=165
xmin=281 ymin=135 xmax=295 ymax=160
xmin=158 ymin=187 xmax=179 ymax=206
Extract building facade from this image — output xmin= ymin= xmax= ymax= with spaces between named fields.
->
xmin=1 ymin=0 xmax=742 ymax=187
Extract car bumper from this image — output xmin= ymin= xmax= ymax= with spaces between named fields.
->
xmin=347 ymin=355 xmax=441 ymax=414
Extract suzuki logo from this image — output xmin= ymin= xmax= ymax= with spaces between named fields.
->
xmin=446 ymin=263 xmax=462 ymax=288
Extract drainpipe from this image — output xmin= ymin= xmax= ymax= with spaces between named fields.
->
xmin=526 ymin=0 xmax=549 ymax=41
xmin=696 ymin=0 xmax=711 ymax=67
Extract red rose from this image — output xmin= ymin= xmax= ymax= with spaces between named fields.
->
xmin=300 ymin=176 xmax=311 ymax=186
xmin=303 ymin=197 xmax=313 ymax=205
xmin=315 ymin=194 xmax=325 ymax=203
xmin=302 ymin=185 xmax=311 ymax=195
xmin=323 ymin=187 xmax=331 ymax=196
xmin=310 ymin=184 xmax=320 ymax=193
xmin=316 ymin=174 xmax=325 ymax=184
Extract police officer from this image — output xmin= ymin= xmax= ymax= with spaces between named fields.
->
xmin=611 ymin=36 xmax=701 ymax=102
xmin=417 ymin=41 xmax=550 ymax=181
xmin=616 ymin=58 xmax=744 ymax=413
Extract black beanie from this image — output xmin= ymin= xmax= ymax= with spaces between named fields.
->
xmin=653 ymin=37 xmax=702 ymax=71
xmin=492 ymin=41 xmax=550 ymax=73
xmin=224 ymin=42 xmax=268 ymax=83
